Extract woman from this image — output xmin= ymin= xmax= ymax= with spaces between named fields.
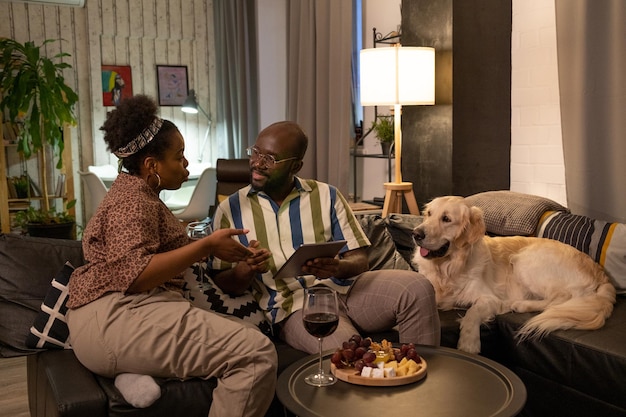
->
xmin=66 ymin=95 xmax=277 ymax=417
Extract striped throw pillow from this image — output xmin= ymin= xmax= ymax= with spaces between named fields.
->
xmin=537 ymin=211 xmax=626 ymax=292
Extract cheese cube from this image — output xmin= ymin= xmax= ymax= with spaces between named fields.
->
xmin=384 ymin=367 xmax=397 ymax=378
xmin=360 ymin=366 xmax=373 ymax=377
xmin=385 ymin=360 xmax=398 ymax=370
xmin=371 ymin=368 xmax=385 ymax=378
xmin=377 ymin=361 xmax=385 ymax=369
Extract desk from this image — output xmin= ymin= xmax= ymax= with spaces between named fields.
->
xmin=277 ymin=345 xmax=526 ymax=417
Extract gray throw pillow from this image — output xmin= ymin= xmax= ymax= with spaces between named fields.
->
xmin=465 ymin=191 xmax=568 ymax=236
xmin=359 ymin=215 xmax=413 ymax=271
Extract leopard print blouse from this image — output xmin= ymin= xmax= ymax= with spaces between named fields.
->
xmin=67 ymin=173 xmax=188 ymax=309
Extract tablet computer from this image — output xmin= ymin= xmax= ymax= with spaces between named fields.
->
xmin=274 ymin=240 xmax=347 ymax=279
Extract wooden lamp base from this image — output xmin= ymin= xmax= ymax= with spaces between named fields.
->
xmin=381 ymin=182 xmax=420 ymax=217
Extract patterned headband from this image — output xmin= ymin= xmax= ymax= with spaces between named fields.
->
xmin=113 ymin=117 xmax=164 ymax=158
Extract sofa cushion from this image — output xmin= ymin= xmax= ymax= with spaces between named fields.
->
xmin=465 ymin=191 xmax=568 ymax=236
xmin=25 ymin=262 xmax=74 ymax=349
xmin=358 ymin=214 xmax=412 ymax=271
xmin=0 ymin=234 xmax=84 ymax=357
xmin=495 ymin=297 xmax=626 ymax=412
xmin=537 ymin=211 xmax=626 ymax=293
xmin=183 ymin=262 xmax=269 ymax=330
xmin=385 ymin=213 xmax=423 ymax=267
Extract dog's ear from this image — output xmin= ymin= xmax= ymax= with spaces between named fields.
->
xmin=421 ymin=199 xmax=433 ymax=217
xmin=465 ymin=206 xmax=487 ymax=243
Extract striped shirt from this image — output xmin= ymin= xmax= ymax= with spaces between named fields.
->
xmin=210 ymin=177 xmax=370 ymax=324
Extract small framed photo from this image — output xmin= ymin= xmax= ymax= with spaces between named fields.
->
xmin=101 ymin=65 xmax=133 ymax=107
xmin=156 ymin=65 xmax=189 ymax=106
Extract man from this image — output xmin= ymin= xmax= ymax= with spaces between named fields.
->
xmin=211 ymin=121 xmax=440 ymax=353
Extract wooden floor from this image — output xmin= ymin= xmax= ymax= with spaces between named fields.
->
xmin=0 ymin=356 xmax=30 ymax=417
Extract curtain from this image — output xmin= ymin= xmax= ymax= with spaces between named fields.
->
xmin=214 ymin=0 xmax=259 ymax=158
xmin=286 ymin=0 xmax=354 ymax=193
xmin=555 ymin=0 xmax=626 ymax=223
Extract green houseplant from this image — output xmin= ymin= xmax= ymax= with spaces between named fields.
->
xmin=13 ymin=200 xmax=76 ymax=239
xmin=0 ymin=37 xmax=78 ymax=168
xmin=371 ymin=115 xmax=394 ymax=155
xmin=1 ymin=38 xmax=78 ymax=237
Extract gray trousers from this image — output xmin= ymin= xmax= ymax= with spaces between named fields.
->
xmin=67 ymin=288 xmax=277 ymax=417
xmin=280 ymin=269 xmax=441 ymax=354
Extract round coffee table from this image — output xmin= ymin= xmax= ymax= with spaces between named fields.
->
xmin=277 ymin=345 xmax=526 ymax=417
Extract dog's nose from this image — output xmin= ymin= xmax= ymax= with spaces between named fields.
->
xmin=413 ymin=228 xmax=425 ymax=242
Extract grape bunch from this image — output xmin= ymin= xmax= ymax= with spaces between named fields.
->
xmin=330 ymin=334 xmax=422 ymax=372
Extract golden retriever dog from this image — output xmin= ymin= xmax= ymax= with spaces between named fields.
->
xmin=412 ymin=196 xmax=616 ymax=354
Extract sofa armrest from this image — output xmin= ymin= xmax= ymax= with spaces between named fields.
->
xmin=28 ymin=350 xmax=107 ymax=417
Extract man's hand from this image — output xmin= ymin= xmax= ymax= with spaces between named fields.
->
xmin=242 ymin=240 xmax=272 ymax=274
xmin=301 ymin=248 xmax=369 ymax=280
xmin=301 ymin=256 xmax=340 ymax=279
xmin=213 ymin=240 xmax=271 ymax=296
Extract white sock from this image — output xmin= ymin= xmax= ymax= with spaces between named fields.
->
xmin=114 ymin=373 xmax=161 ymax=408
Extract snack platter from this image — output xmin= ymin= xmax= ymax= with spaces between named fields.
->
xmin=331 ymin=359 xmax=427 ymax=387
xmin=329 ymin=336 xmax=428 ymax=387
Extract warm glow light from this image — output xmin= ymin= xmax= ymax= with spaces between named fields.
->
xmin=359 ymin=45 xmax=435 ymax=217
xmin=360 ymin=46 xmax=435 ymax=106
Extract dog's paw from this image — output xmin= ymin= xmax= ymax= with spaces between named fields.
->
xmin=510 ymin=301 xmax=525 ymax=312
xmin=511 ymin=300 xmax=537 ymax=313
xmin=457 ymin=337 xmax=481 ymax=354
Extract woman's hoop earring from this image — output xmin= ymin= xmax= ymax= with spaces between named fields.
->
xmin=147 ymin=172 xmax=161 ymax=190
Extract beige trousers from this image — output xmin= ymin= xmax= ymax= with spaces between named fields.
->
xmin=280 ymin=270 xmax=441 ymax=354
xmin=67 ymin=289 xmax=277 ymax=417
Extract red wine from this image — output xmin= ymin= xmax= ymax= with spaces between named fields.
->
xmin=303 ymin=313 xmax=339 ymax=338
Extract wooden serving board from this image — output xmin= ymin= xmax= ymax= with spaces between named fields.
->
xmin=330 ymin=359 xmax=427 ymax=387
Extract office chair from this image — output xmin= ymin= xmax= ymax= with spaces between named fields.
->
xmin=171 ymin=167 xmax=216 ymax=222
xmin=78 ymin=171 xmax=108 ymax=222
xmin=210 ymin=158 xmax=250 ymax=216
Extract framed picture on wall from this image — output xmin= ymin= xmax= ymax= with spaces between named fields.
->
xmin=156 ymin=65 xmax=189 ymax=106
xmin=101 ymin=65 xmax=133 ymax=107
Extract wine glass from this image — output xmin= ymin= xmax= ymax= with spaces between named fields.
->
xmin=186 ymin=221 xmax=213 ymax=290
xmin=302 ymin=287 xmax=339 ymax=387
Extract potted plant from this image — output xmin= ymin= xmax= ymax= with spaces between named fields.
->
xmin=371 ymin=116 xmax=394 ymax=156
xmin=0 ymin=38 xmax=78 ymax=168
xmin=13 ymin=200 xmax=76 ymax=240
xmin=0 ymin=37 xmax=78 ymax=219
xmin=11 ymin=174 xmax=30 ymax=198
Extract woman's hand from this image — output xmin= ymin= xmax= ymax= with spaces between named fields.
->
xmin=129 ymin=228 xmax=253 ymax=294
xmin=205 ymin=228 xmax=253 ymax=262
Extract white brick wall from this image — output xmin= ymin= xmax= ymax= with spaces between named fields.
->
xmin=511 ymin=0 xmax=567 ymax=205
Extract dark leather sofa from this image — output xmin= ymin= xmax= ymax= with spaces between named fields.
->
xmin=2 ymin=195 xmax=626 ymax=417
xmin=0 ymin=221 xmax=402 ymax=417
xmin=363 ymin=205 xmax=626 ymax=417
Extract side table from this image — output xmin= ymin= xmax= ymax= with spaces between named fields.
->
xmin=277 ymin=345 xmax=526 ymax=417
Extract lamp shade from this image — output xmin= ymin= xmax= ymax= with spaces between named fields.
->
xmin=181 ymin=89 xmax=199 ymax=114
xmin=360 ymin=46 xmax=435 ymax=106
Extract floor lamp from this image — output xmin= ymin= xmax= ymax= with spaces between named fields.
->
xmin=360 ymin=45 xmax=435 ymax=217
xmin=181 ymin=89 xmax=212 ymax=163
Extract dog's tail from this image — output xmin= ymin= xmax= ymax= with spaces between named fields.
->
xmin=516 ymin=282 xmax=616 ymax=340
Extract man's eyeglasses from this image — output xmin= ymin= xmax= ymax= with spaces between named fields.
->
xmin=246 ymin=146 xmax=299 ymax=167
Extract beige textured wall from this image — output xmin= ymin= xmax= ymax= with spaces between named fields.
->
xmin=1 ymin=0 xmax=216 ymax=225
xmin=511 ymin=0 xmax=566 ymax=206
